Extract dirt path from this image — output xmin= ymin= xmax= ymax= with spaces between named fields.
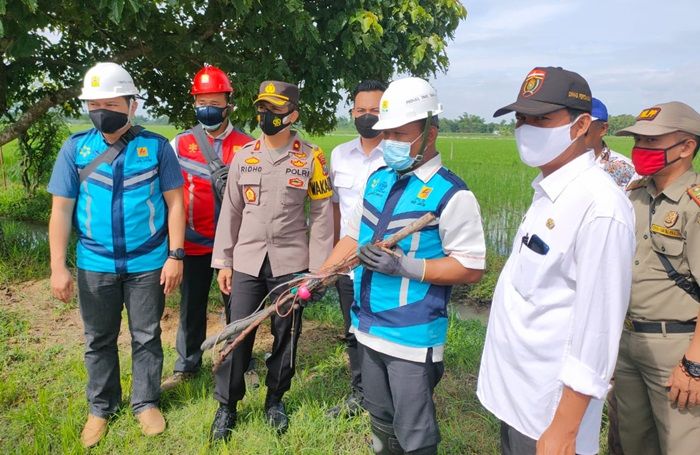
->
xmin=0 ymin=279 xmax=328 ymax=355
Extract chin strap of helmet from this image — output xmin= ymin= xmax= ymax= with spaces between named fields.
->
xmin=398 ymin=111 xmax=433 ymax=175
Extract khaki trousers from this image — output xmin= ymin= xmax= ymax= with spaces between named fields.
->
xmin=614 ymin=329 xmax=700 ymax=455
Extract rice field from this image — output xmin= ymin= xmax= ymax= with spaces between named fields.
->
xmin=87 ymin=123 xmax=632 ymax=255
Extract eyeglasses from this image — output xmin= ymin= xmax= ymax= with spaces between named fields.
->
xmin=520 ymin=233 xmax=549 ymax=255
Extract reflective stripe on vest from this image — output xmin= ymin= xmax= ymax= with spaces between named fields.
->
xmin=73 ymin=129 xmax=168 ymax=273
xmin=352 ymin=166 xmax=467 ymax=348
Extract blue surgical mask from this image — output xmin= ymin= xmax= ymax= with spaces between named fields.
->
xmin=382 ymin=134 xmax=422 ymax=171
xmin=195 ymin=105 xmax=228 ymax=130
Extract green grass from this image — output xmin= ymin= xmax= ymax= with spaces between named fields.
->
xmin=0 ymin=296 xmax=500 ymax=454
xmin=0 ymin=125 xmax=639 ymax=454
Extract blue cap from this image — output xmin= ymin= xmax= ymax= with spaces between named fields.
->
xmin=591 ymin=97 xmax=608 ymax=121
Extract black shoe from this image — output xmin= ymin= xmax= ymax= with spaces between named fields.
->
xmin=210 ymin=405 xmax=237 ymax=442
xmin=326 ymin=390 xmax=364 ymax=418
xmin=265 ymin=402 xmax=289 ymax=434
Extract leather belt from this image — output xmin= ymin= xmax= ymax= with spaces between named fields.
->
xmin=624 ymin=318 xmax=696 ymax=334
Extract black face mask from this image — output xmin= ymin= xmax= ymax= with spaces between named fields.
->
xmin=89 ymin=109 xmax=129 ymax=134
xmin=195 ymin=105 xmax=228 ymax=130
xmin=258 ymin=110 xmax=291 ymax=136
xmin=354 ymin=114 xmax=380 ymax=139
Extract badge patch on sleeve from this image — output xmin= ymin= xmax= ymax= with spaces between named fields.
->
xmin=307 ymin=147 xmax=333 ymax=200
xmin=688 ymin=184 xmax=700 ymax=207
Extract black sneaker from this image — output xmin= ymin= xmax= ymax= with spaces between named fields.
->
xmin=210 ymin=405 xmax=237 ymax=442
xmin=265 ymin=402 xmax=289 ymax=434
xmin=326 ymin=390 xmax=364 ymax=418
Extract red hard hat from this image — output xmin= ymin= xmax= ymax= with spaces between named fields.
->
xmin=191 ymin=65 xmax=233 ymax=95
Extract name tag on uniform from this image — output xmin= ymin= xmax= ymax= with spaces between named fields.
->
xmin=650 ymin=224 xmax=683 ymax=239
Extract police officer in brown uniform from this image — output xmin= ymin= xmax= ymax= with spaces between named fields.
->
xmin=209 ymin=81 xmax=334 ymax=440
xmin=615 ymin=101 xmax=700 ymax=455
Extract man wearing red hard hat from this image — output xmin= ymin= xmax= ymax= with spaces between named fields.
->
xmin=162 ymin=65 xmax=252 ymax=391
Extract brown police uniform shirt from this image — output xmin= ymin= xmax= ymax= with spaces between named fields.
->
xmin=211 ymin=131 xmax=334 ymax=277
xmin=628 ymin=169 xmax=700 ymax=321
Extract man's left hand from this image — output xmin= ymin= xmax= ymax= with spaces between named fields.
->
xmin=357 ymin=244 xmax=424 ymax=281
xmin=161 ymin=258 xmax=183 ymax=295
xmin=536 ymin=423 xmax=576 ymax=455
xmin=666 ymin=363 xmax=700 ymax=409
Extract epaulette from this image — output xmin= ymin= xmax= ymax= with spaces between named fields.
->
xmin=239 ymin=139 xmax=255 ymax=150
xmin=625 ymin=177 xmax=649 ymax=191
xmin=688 ymin=184 xmax=700 ymax=207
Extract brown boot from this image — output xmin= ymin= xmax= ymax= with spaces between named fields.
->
xmin=136 ymin=407 xmax=166 ymax=436
xmin=160 ymin=371 xmax=196 ymax=392
xmin=80 ymin=414 xmax=107 ymax=448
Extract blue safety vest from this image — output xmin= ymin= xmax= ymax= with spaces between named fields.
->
xmin=351 ymin=165 xmax=468 ymax=348
xmin=72 ymin=129 xmax=169 ymax=273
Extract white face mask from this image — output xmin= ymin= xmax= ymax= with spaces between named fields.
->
xmin=514 ymin=116 xmax=586 ymax=167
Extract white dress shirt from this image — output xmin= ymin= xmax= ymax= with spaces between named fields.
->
xmin=345 ymin=154 xmax=487 ymax=362
xmin=477 ymin=151 xmax=635 ymax=455
xmin=330 ymin=137 xmax=386 ymax=239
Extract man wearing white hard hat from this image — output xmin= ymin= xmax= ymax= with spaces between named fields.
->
xmin=319 ymin=77 xmax=486 ymax=454
xmin=48 ymin=62 xmax=185 ymax=447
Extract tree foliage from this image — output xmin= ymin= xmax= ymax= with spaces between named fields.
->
xmin=17 ymin=111 xmax=69 ymax=195
xmin=607 ymin=114 xmax=637 ymax=135
xmin=0 ymin=0 xmax=467 ymax=146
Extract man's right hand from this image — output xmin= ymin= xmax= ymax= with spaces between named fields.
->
xmin=51 ymin=266 xmax=74 ymax=303
xmin=217 ymin=268 xmax=233 ymax=295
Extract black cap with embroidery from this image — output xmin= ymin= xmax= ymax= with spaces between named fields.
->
xmin=254 ymin=80 xmax=299 ymax=108
xmin=494 ymin=67 xmax=592 ymax=117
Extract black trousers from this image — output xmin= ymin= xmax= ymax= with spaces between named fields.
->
xmin=500 ymin=421 xmax=583 ymax=455
xmin=175 ymin=253 xmax=228 ymax=373
xmin=335 ymin=274 xmax=362 ymax=394
xmin=214 ymin=257 xmax=303 ymax=407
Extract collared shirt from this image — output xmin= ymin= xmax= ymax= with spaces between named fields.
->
xmin=628 ymin=169 xmax=700 ymax=321
xmin=330 ymin=137 xmax=385 ymax=239
xmin=477 ymin=151 xmax=635 ymax=455
xmin=594 ymin=144 xmax=638 ymax=190
xmin=345 ymin=154 xmax=486 ymax=362
xmin=211 ymin=131 xmax=334 ymax=277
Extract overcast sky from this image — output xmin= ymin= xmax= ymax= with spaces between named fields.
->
xmin=429 ymin=0 xmax=700 ymax=120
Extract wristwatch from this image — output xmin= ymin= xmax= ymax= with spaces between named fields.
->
xmin=168 ymin=248 xmax=185 ymax=260
xmin=682 ymin=355 xmax=700 ymax=378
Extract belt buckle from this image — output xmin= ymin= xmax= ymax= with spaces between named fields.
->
xmin=624 ymin=318 xmax=634 ymax=331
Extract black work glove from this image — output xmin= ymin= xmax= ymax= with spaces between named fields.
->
xmin=357 ymin=244 xmax=425 ymax=281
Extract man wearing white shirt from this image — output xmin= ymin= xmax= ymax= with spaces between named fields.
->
xmin=477 ymin=67 xmax=635 ymax=455
xmin=328 ymin=80 xmax=387 ymax=417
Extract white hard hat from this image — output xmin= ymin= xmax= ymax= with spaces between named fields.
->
xmin=373 ymin=77 xmax=443 ymax=130
xmin=79 ymin=62 xmax=139 ymax=100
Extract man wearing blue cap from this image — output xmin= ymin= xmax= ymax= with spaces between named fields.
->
xmin=584 ymin=98 xmax=637 ymax=190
